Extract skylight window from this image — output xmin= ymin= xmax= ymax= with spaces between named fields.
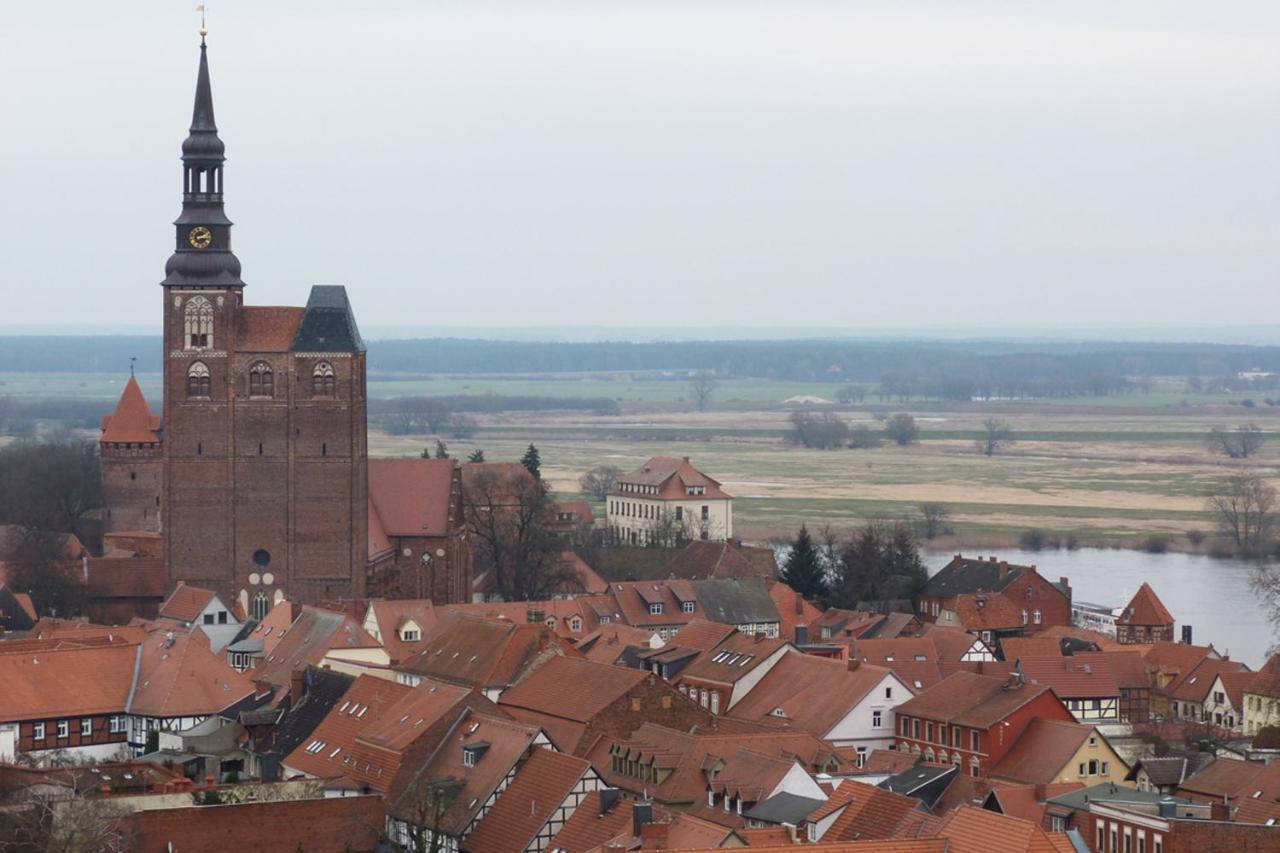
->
xmin=357 ymin=706 xmax=368 ymax=718
xmin=329 ymin=747 xmax=341 ymax=758
xmin=338 ymin=702 xmax=350 ymax=714
xmin=737 ymin=655 xmax=754 ymax=667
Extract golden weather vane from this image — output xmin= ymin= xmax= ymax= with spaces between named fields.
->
xmin=196 ymin=4 xmax=208 ymax=39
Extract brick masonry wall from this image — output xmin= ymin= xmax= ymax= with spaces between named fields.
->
xmin=574 ymin=674 xmax=714 ymax=756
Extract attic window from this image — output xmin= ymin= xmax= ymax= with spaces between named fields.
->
xmin=401 ymin=629 xmax=420 ymax=642
xmin=649 ymin=603 xmax=664 ymax=616
xmin=771 ymin=708 xmax=787 ymax=718
xmin=737 ymin=655 xmax=754 ymax=667
xmin=329 ymin=747 xmax=341 ymax=758
xmin=914 ymin=655 xmax=927 ymax=661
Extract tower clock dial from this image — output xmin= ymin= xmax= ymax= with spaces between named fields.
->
xmin=188 ymin=226 xmax=213 ymax=249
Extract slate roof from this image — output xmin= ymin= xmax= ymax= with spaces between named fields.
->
xmin=463 ymin=748 xmax=593 ymax=853
xmin=743 ymin=791 xmax=826 ymax=825
xmin=1127 ymin=757 xmax=1194 ymax=787
xmin=291 ymin=285 xmax=364 ymax=352
xmin=879 ymin=764 xmax=956 ymax=798
xmin=923 ymin=555 xmax=1032 ymax=599
xmin=1047 ymin=782 xmax=1197 ymax=812
xmin=893 ymin=671 xmax=1057 ymax=729
xmin=691 ymin=579 xmax=780 ymax=625
xmin=99 ymin=376 xmax=161 ymax=444
xmin=1117 ymin=583 xmax=1175 ymax=627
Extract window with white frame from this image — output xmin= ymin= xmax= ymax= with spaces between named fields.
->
xmin=57 ymin=720 xmax=69 ymax=738
xmin=81 ymin=718 xmax=91 ymax=737
xmin=32 ymin=722 xmax=45 ymax=740
xmin=872 ymin=710 xmax=882 ymax=728
xmin=649 ymin=602 xmax=663 ymax=615
xmin=682 ymin=601 xmax=695 ymax=613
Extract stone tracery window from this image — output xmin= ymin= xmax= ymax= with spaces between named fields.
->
xmin=251 ymin=591 xmax=269 ymax=621
xmin=187 ymin=361 xmax=211 ymax=398
xmin=248 ymin=361 xmax=274 ymax=398
xmin=184 ymin=296 xmax=214 ymax=349
xmin=313 ymin=361 xmax=336 ymax=396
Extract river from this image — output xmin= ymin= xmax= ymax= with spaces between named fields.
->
xmin=925 ymin=548 xmax=1274 ymax=668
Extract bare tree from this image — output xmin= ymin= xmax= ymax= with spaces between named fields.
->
xmin=976 ymin=417 xmax=1014 ymax=457
xmin=464 ymin=467 xmax=578 ymax=600
xmin=1207 ymin=471 xmax=1277 ymax=554
xmin=884 ymin=413 xmax=919 ymax=446
xmin=579 ymin=465 xmax=621 ymax=501
xmin=917 ymin=504 xmax=952 ymax=539
xmin=849 ymin=424 xmax=881 ymax=449
xmin=789 ymin=411 xmax=849 ymax=449
xmin=448 ymin=414 xmax=478 ymax=439
xmin=1206 ymin=424 xmax=1264 ymax=459
xmin=689 ymin=371 xmax=718 ymax=412
xmin=0 ymin=783 xmax=132 ymax=853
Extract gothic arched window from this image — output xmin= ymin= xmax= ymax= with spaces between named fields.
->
xmin=184 ymin=296 xmax=214 ymax=350
xmin=251 ymin=591 xmax=269 ymax=621
xmin=312 ymin=361 xmax=335 ymax=396
xmin=187 ymin=361 xmax=211 ymax=398
xmin=248 ymin=361 xmax=274 ymax=398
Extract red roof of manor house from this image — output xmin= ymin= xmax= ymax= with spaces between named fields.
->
xmin=613 ymin=456 xmax=733 ymax=500
xmin=99 ymin=376 xmax=161 ymax=444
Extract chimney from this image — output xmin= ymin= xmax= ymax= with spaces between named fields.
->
xmin=682 ymin=456 xmax=690 ymax=463
xmin=599 ymin=788 xmax=621 ymax=817
xmin=633 ymin=802 xmax=653 ymax=837
xmin=1033 ymin=783 xmax=1046 ymax=801
xmin=1210 ymin=797 xmax=1230 ymax=822
xmin=847 ymin=659 xmax=861 ymax=672
xmin=795 ymin=591 xmax=804 ymax=616
xmin=290 ymin=668 xmax=305 ymax=707
xmin=1181 ymin=625 xmax=1193 ymax=645
xmin=640 ymin=823 xmax=669 ymax=849
xmin=1059 ymin=577 xmax=1069 ymax=589
xmin=997 ymin=561 xmax=1008 ymax=580
xmin=795 ymin=625 xmax=809 ymax=646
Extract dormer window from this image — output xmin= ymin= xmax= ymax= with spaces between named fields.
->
xmin=682 ymin=601 xmax=695 ymax=614
xmin=569 ymin=617 xmax=582 ymax=632
xmin=248 ymin=361 xmax=274 ymax=398
xmin=649 ymin=603 xmax=663 ymax=616
xmin=184 ymin=296 xmax=213 ymax=349
xmin=401 ymin=629 xmax=420 ymax=642
xmin=462 ymin=742 xmax=490 ymax=768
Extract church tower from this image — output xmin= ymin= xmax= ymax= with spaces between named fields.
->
xmin=158 ymin=37 xmax=368 ymax=613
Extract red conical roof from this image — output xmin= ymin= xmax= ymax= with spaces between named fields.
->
xmin=1117 ymin=582 xmax=1174 ymax=627
xmin=99 ymin=376 xmax=161 ymax=444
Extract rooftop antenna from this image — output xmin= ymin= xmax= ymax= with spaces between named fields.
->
xmin=196 ymin=4 xmax=208 ymax=43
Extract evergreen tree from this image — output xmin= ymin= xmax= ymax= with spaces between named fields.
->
xmin=780 ymin=525 xmax=827 ymax=600
xmin=467 ymin=449 xmax=486 ymax=463
xmin=433 ymin=440 xmax=449 ymax=459
xmin=520 ymin=443 xmax=542 ymax=479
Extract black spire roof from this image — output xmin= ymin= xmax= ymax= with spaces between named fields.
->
xmin=162 ymin=40 xmax=243 ymax=288
xmin=292 ymin=286 xmax=366 ymax=353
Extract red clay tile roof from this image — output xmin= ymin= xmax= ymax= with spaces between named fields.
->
xmin=397 ymin=613 xmax=572 ymax=690
xmin=894 ymin=671 xmax=1057 ymax=729
xmin=391 ymin=709 xmax=542 ymax=835
xmin=1117 ymin=582 xmax=1175 ymax=627
xmin=575 ymin=622 xmax=659 ymax=664
xmin=99 ymin=376 xmax=161 ymax=444
xmin=727 ymin=653 xmax=904 ymax=737
xmin=367 ymin=457 xmax=459 ymax=538
xmin=669 ymin=841 xmax=948 ymax=852
xmin=664 ymin=540 xmax=759 ymax=580
xmin=1074 ymin=651 xmax=1147 ymax=690
xmin=1179 ymin=755 xmax=1280 ymax=804
xmin=769 ymin=580 xmax=826 ymax=643
xmin=257 ymin=606 xmax=379 ymax=688
xmin=364 ymin=599 xmax=438 ymax=665
xmin=819 ymin=781 xmax=926 ymax=842
xmin=552 ymin=500 xmax=595 ymax=524
xmin=856 ymin=749 xmax=920 ymax=776
xmin=1219 ymin=669 xmax=1257 ymax=710
xmin=281 ymin=674 xmax=414 ymax=782
xmin=1143 ymin=641 xmax=1216 ymax=679
xmin=1248 ymin=654 xmax=1280 ymax=700
xmin=1017 ymin=655 xmax=1120 ymax=699
xmin=549 ymin=790 xmax=653 ymax=852
xmin=462 ymin=748 xmax=593 ymax=853
xmin=236 ymin=306 xmax=304 ymax=352
xmin=668 ymin=620 xmax=737 ymax=652
xmin=158 ymin=582 xmax=219 ymax=623
xmin=999 ymin=637 xmax=1064 ymax=661
xmin=922 ymin=625 xmax=989 ymax=662
xmin=676 ymin=630 xmax=788 ymax=688
xmin=607 ymin=580 xmax=702 ymax=629
xmin=498 ymin=656 xmax=647 ymax=723
xmin=0 ymin=642 xmax=138 ymax=720
xmin=935 ymin=805 xmax=1071 ymax=853
xmin=850 ymin=638 xmax=945 ymax=692
xmin=130 ymin=627 xmax=256 ymax=717
xmin=949 ymin=593 xmax=1024 ymax=631
xmin=613 ymin=456 xmax=732 ymax=500
xmin=990 ymin=718 xmax=1097 ymax=785
xmin=1167 ymin=657 xmax=1248 ymax=703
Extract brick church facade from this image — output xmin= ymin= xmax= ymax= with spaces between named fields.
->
xmin=98 ymin=40 xmax=470 ymax=615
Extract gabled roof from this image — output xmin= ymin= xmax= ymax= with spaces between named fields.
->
xmin=990 ymin=718 xmax=1097 ymax=785
xmin=851 ymin=638 xmax=945 ymax=692
xmin=1074 ymin=651 xmax=1147 ymax=690
xmin=281 ymin=674 xmax=413 ymax=781
xmin=0 ymin=643 xmax=139 ymax=721
xmin=364 ymin=599 xmax=438 ymax=665
xmin=367 ymin=458 xmax=459 ymax=538
xmin=935 ymin=805 xmax=1075 ymax=853
xmin=815 ymin=780 xmax=926 ymax=841
xmin=237 ymin=306 xmax=304 ymax=352
xmin=669 ymin=620 xmax=738 ymax=652
xmin=676 ymin=630 xmax=788 ymax=687
xmin=613 ymin=456 xmax=732 ymax=500
xmin=894 ymin=671 xmax=1058 ymax=729
xmin=257 ymin=606 xmax=379 ymax=688
xmin=396 ymin=613 xmax=570 ymax=690
xmin=158 ymin=582 xmax=219 ymax=624
xmin=922 ymin=555 xmax=1033 ymax=599
xmin=257 ymin=666 xmax=353 ymax=761
xmin=130 ymin=627 xmax=256 ymax=717
xmin=574 ymin=623 xmax=660 ymax=664
xmin=1117 ymin=582 xmax=1174 ymax=627
xmin=291 ymin=285 xmax=364 ymax=352
xmin=549 ymin=791 xmax=674 ymax=853
xmin=462 ymin=748 xmax=593 ymax=853
xmin=1000 ymin=637 xmax=1064 ymax=661
xmin=1017 ymin=655 xmax=1120 ymax=699
xmin=1166 ymin=657 xmax=1249 ymax=703
xmin=923 ymin=625 xmax=990 ymax=662
xmin=1128 ymin=756 xmax=1193 ymax=787
xmin=665 ymin=540 xmax=758 ymax=580
xmin=1247 ymin=654 xmax=1280 ymax=700
xmin=498 ymin=656 xmax=647 ymax=724
xmin=728 ymin=653 xmax=903 ymax=736
xmin=1143 ymin=641 xmax=1217 ymax=678
xmin=692 ymin=578 xmax=780 ymax=625
xmin=948 ymin=593 xmax=1024 ymax=631
xmin=99 ymin=375 xmax=161 ymax=444
xmin=768 ymin=580 xmax=825 ymax=643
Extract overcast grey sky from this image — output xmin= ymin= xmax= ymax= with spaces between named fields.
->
xmin=1 ymin=1 xmax=1277 ymax=334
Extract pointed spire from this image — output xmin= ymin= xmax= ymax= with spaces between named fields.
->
xmin=101 ymin=376 xmax=162 ymax=444
xmin=182 ymin=41 xmax=224 ymax=161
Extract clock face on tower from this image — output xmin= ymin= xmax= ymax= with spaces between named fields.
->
xmin=188 ymin=226 xmax=213 ymax=249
